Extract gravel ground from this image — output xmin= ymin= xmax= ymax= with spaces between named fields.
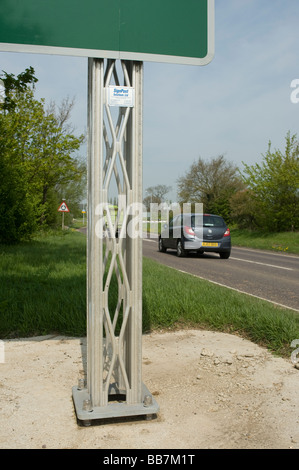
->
xmin=0 ymin=329 xmax=299 ymax=449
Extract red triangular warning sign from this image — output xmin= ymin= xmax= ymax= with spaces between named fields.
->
xmin=58 ymin=201 xmax=70 ymax=212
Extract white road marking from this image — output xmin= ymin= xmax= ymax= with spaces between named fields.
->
xmin=230 ymin=257 xmax=293 ymax=271
xmin=233 ymin=246 xmax=299 ymax=259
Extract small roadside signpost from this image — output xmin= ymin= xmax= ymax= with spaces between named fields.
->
xmin=81 ymin=209 xmax=86 ymax=226
xmin=57 ymin=201 xmax=70 ymax=230
xmin=0 ymin=0 xmax=215 ymax=425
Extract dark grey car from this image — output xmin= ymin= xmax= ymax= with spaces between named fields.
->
xmin=158 ymin=213 xmax=231 ymax=258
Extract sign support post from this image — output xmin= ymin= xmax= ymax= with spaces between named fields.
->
xmin=57 ymin=200 xmax=70 ymax=230
xmin=72 ymin=58 xmax=159 ymax=424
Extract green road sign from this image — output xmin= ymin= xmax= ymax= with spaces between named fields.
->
xmin=0 ymin=0 xmax=214 ymax=65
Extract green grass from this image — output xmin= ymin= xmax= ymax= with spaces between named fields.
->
xmin=231 ymin=228 xmax=299 ymax=254
xmin=0 ymin=230 xmax=87 ymax=337
xmin=0 ymin=230 xmax=299 ymax=358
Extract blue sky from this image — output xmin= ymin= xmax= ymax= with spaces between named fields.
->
xmin=1 ymin=0 xmax=299 ymax=202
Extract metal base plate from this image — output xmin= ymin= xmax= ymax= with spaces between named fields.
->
xmin=72 ymin=383 xmax=159 ymax=424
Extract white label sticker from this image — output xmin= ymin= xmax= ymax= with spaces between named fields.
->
xmin=107 ymin=86 xmax=135 ymax=107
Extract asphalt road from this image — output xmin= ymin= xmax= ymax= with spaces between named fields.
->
xmin=142 ymin=237 xmax=299 ymax=312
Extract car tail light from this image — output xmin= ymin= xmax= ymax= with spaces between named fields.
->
xmin=224 ymin=228 xmax=230 ymax=237
xmin=184 ymin=226 xmax=195 ymax=236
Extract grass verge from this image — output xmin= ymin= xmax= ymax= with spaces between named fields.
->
xmin=231 ymin=228 xmax=299 ymax=254
xmin=0 ymin=230 xmax=87 ymax=338
xmin=0 ymin=230 xmax=298 ymax=358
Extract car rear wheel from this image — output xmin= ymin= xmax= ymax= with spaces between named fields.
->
xmin=158 ymin=237 xmax=167 ymax=253
xmin=177 ymin=239 xmax=186 ymax=257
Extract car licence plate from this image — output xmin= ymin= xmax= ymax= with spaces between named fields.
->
xmin=202 ymin=242 xmax=219 ymax=247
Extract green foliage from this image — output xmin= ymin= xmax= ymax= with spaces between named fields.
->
xmin=0 ymin=156 xmax=37 ymax=243
xmin=0 ymin=67 xmax=86 ymax=243
xmin=0 ymin=107 xmax=37 ymax=243
xmin=229 ymin=189 xmax=262 ymax=230
xmin=242 ymin=132 xmax=299 ymax=232
xmin=230 ymin=228 xmax=299 ymax=254
xmin=0 ymin=66 xmax=38 ymax=111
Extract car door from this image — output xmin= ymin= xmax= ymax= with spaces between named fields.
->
xmin=171 ymin=215 xmax=182 ymax=248
xmin=160 ymin=219 xmax=172 ymax=248
xmin=168 ymin=217 xmax=175 ymax=248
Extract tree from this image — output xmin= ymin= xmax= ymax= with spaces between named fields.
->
xmin=31 ymin=97 xmax=85 ymax=224
xmin=0 ymin=116 xmax=37 ymax=243
xmin=0 ymin=67 xmax=85 ymax=242
xmin=143 ymin=184 xmax=172 ymax=211
xmin=0 ymin=68 xmax=39 ymax=243
xmin=229 ymin=189 xmax=262 ymax=230
xmin=1 ymin=66 xmax=38 ymax=112
xmin=242 ymin=132 xmax=299 ymax=232
xmin=177 ymin=155 xmax=244 ymax=221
